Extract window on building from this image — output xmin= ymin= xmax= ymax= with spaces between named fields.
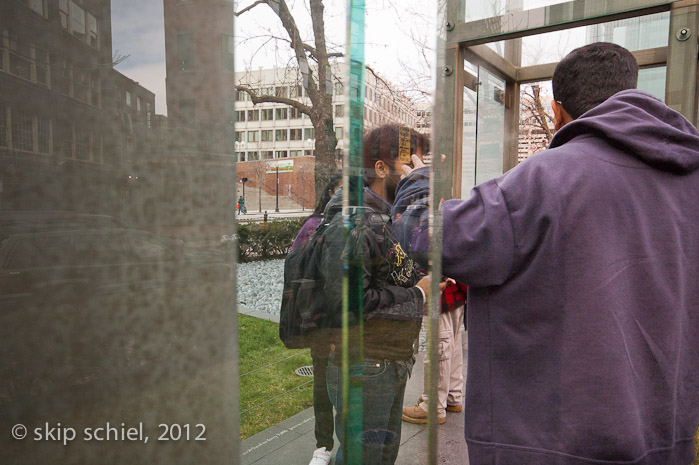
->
xmin=261 ymin=150 xmax=274 ymax=159
xmin=247 ymin=131 xmax=259 ymax=142
xmin=125 ymin=90 xmax=132 ymax=108
xmin=236 ymin=152 xmax=245 ymax=162
xmin=8 ymin=36 xmax=31 ymax=81
xmin=221 ymin=34 xmax=234 ymax=71
xmin=177 ymin=33 xmax=195 ymax=72
xmin=334 ymin=82 xmax=343 ymax=95
xmin=236 ymin=91 xmax=248 ymax=101
xmin=0 ymin=104 xmax=7 ymax=147
xmin=24 ymin=0 xmax=48 ymax=17
xmin=247 ymin=109 xmax=259 ymax=121
xmin=90 ymin=73 xmax=100 ymax=106
xmin=234 ymin=131 xmax=243 ymax=142
xmin=275 ymin=108 xmax=288 ymax=120
xmin=261 ymin=130 xmax=273 ymax=142
xmin=34 ymin=47 xmax=49 ymax=86
xmin=275 ymin=150 xmax=288 ymax=158
xmin=304 ymin=149 xmax=314 ymax=156
xmin=304 ymin=128 xmax=315 ymax=140
xmin=136 ymin=97 xmax=142 ymax=112
xmin=59 ymin=0 xmax=69 ymax=28
xmin=289 ymin=85 xmax=303 ymax=98
xmin=275 ymin=129 xmax=288 ymax=141
xmin=289 ymin=128 xmax=302 ymax=141
xmin=70 ymin=2 xmax=86 ymax=41
xmin=12 ymin=110 xmax=33 ymax=152
xmin=289 ymin=107 xmax=301 ymax=119
xmin=334 ymin=104 xmax=344 ymax=118
xmin=335 ymin=127 xmax=344 ymax=139
xmin=75 ymin=130 xmax=91 ymax=161
xmin=275 ymin=87 xmax=287 ymax=98
xmin=235 ymin=110 xmax=245 ymax=122
xmin=289 ymin=150 xmax=302 ymax=157
xmin=87 ymin=12 xmax=99 ymax=48
xmin=37 ymin=116 xmax=50 ymax=154
xmin=261 ymin=109 xmax=274 ymax=121
xmin=247 ymin=151 xmax=259 ymax=160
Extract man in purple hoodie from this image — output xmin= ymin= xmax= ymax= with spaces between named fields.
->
xmin=398 ymin=42 xmax=699 ymax=464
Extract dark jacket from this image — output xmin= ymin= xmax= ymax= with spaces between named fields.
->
xmin=319 ymin=187 xmax=423 ymax=361
xmin=441 ymin=90 xmax=699 ymax=464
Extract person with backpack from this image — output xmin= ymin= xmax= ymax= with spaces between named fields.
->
xmin=318 ymin=125 xmax=439 ymax=465
xmin=288 ymin=174 xmax=342 ymax=465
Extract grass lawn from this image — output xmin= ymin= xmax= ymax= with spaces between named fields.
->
xmin=239 ymin=314 xmax=314 ymax=440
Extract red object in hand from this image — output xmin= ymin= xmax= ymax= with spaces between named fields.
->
xmin=441 ymin=280 xmax=468 ymax=312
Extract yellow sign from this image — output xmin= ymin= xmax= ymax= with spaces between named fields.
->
xmin=398 ymin=126 xmax=411 ymax=164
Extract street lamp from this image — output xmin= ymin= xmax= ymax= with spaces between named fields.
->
xmin=241 ymin=177 xmax=248 ymax=198
xmin=300 ymin=165 xmax=305 ymax=211
xmin=275 ymin=166 xmax=280 ymax=213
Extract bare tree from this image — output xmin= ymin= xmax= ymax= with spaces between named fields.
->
xmin=235 ymin=0 xmax=340 ymax=202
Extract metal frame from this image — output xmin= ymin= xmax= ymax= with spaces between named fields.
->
xmin=441 ymin=0 xmax=698 ymax=183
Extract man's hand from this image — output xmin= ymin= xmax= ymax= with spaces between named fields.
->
xmin=416 ymin=274 xmax=454 ymax=300
xmin=401 ymin=154 xmax=427 ymax=178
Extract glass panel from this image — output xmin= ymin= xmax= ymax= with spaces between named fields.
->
xmin=638 ymin=66 xmax=666 ymax=101
xmin=519 ymin=80 xmax=554 ymax=163
xmin=462 ymin=86 xmax=478 ymax=191
xmin=466 ymin=0 xmax=571 ymax=22
xmin=1 ymin=2 xmax=236 ymax=464
xmin=475 ymin=68 xmax=506 ymax=184
xmin=521 ymin=12 xmax=670 ymax=66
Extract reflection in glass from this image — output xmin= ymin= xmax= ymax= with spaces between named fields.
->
xmin=1 ymin=0 xmax=236 ymax=463
xmin=475 ymin=68 xmax=506 ymax=185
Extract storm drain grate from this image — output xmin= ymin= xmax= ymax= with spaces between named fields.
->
xmin=294 ymin=366 xmax=314 ymax=377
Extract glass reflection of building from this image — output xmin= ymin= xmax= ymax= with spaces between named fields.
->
xmin=0 ymin=0 xmax=154 ymax=218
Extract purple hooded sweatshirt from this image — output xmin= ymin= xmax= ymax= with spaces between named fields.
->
xmin=442 ymin=90 xmax=699 ymax=465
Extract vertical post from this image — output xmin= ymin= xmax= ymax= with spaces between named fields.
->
xmin=345 ymin=0 xmax=366 ymax=463
xmin=301 ymin=166 xmax=305 ymax=211
xmin=665 ymin=0 xmax=699 ymax=126
xmin=275 ymin=167 xmax=279 ymax=212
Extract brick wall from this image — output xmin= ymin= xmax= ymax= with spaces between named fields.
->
xmin=236 ymin=157 xmax=316 ymax=209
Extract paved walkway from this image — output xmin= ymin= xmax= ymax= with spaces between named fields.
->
xmin=239 ymin=307 xmax=470 ymax=465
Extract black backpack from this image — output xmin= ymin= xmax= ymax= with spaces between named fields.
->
xmin=278 ymin=206 xmax=341 ymax=349
xmin=279 ymin=204 xmax=422 ymax=349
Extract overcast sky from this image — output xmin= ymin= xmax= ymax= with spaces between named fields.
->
xmin=111 ymin=1 xmax=437 ymax=115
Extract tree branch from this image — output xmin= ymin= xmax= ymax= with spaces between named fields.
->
xmin=235 ymin=0 xmax=268 ymax=16
xmin=236 ymin=85 xmax=313 ymax=115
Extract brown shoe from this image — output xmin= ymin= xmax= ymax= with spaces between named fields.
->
xmin=402 ymin=405 xmax=446 ymax=424
xmin=418 ymin=396 xmax=462 ymax=413
xmin=446 ymin=404 xmax=462 ymax=413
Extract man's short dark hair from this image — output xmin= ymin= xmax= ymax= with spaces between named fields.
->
xmin=363 ymin=124 xmax=429 ymax=182
xmin=552 ymin=42 xmax=639 ymax=119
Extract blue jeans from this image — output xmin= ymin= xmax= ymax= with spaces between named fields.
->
xmin=326 ymin=351 xmax=413 ymax=465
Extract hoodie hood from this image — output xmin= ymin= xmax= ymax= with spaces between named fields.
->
xmin=549 ymin=90 xmax=699 ymax=173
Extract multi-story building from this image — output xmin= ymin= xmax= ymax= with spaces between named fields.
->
xmin=0 ymin=0 xmax=154 ymax=217
xmin=233 ymin=65 xmax=419 ymax=163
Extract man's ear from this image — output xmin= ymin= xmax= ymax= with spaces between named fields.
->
xmin=374 ymin=160 xmax=389 ymax=179
xmin=552 ymin=100 xmax=573 ymax=132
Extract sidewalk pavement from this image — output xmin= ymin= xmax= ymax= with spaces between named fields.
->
xmin=239 ymin=306 xmax=470 ymax=465
xmin=237 ymin=209 xmax=311 ymax=223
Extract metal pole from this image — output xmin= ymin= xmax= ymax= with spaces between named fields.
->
xmin=275 ymin=166 xmax=280 ymax=212
xmin=301 ymin=166 xmax=305 ymax=211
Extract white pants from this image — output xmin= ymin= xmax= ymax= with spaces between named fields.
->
xmin=419 ymin=306 xmax=465 ymax=417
